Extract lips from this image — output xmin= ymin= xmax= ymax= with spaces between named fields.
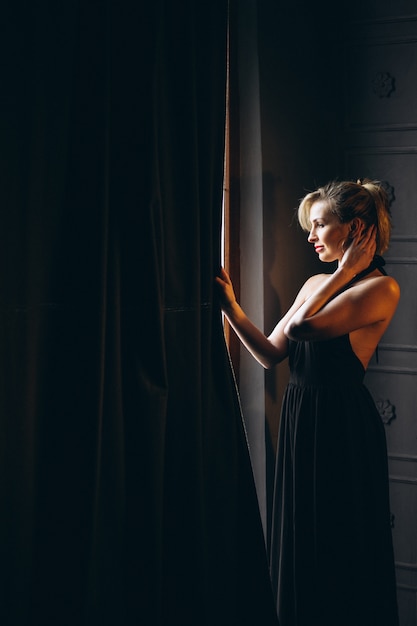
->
xmin=314 ymin=246 xmax=324 ymax=253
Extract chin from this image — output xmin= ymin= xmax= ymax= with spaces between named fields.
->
xmin=319 ymin=253 xmax=338 ymax=264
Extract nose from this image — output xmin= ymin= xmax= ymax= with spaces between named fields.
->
xmin=308 ymin=227 xmax=317 ymax=243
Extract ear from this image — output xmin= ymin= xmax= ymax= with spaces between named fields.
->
xmin=349 ymin=217 xmax=363 ymax=235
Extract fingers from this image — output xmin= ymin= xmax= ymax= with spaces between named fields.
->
xmin=362 ymin=224 xmax=376 ymax=240
xmin=363 ymin=226 xmax=377 ymax=252
xmin=353 ymin=224 xmax=376 ymax=247
xmin=215 ymin=267 xmax=232 ymax=290
xmin=356 ymin=226 xmax=377 ymax=261
xmin=365 ymin=224 xmax=376 ymax=238
xmin=218 ymin=266 xmax=232 ymax=283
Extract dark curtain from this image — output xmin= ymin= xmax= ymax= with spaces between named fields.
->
xmin=1 ymin=2 xmax=278 ymax=625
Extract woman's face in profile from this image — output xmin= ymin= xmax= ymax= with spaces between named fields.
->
xmin=308 ymin=200 xmax=350 ymax=263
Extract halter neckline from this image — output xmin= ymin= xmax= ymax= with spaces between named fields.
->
xmin=345 ymin=255 xmax=387 ymax=288
xmin=343 ymin=255 xmax=387 ymax=366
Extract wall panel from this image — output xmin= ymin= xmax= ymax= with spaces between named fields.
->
xmin=343 ymin=13 xmax=417 ymax=624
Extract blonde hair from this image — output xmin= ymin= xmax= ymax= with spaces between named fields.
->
xmin=298 ymin=179 xmax=392 ymax=254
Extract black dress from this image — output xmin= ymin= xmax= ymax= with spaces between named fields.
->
xmin=269 ymin=266 xmax=399 ymax=626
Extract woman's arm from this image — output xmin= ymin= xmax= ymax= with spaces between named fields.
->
xmin=215 ymin=267 xmax=312 ymax=368
xmin=284 ymin=226 xmax=400 ymax=341
xmin=284 ymin=272 xmax=400 ymax=341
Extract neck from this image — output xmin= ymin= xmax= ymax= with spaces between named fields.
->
xmin=341 ymin=255 xmax=387 ymax=286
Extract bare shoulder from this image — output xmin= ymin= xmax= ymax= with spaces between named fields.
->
xmin=375 ymin=274 xmax=400 ymax=311
xmin=353 ymin=273 xmax=400 ymax=321
xmin=382 ymin=274 xmax=400 ymax=299
xmin=302 ymin=272 xmax=332 ymax=296
xmin=359 ymin=273 xmax=400 ymax=301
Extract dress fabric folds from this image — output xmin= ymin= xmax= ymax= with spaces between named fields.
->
xmin=270 ymin=333 xmax=399 ymax=626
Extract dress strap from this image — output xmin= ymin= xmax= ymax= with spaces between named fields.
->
xmin=345 ymin=255 xmax=387 ymax=289
xmin=343 ymin=255 xmax=387 ymax=364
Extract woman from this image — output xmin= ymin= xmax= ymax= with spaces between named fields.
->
xmin=216 ymin=180 xmax=400 ymax=626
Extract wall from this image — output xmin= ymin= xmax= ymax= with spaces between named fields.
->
xmin=255 ymin=2 xmax=417 ymax=623
xmin=257 ymin=1 xmax=343 ymax=449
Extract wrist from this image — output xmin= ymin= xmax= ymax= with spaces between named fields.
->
xmin=223 ymin=300 xmax=244 ymax=325
xmin=336 ymin=264 xmax=357 ymax=282
xmin=222 ymin=298 xmax=238 ymax=315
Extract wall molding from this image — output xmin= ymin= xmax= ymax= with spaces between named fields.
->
xmin=347 ymin=34 xmax=417 ymax=46
xmin=390 ymin=235 xmax=417 ymax=242
xmin=367 ymin=365 xmax=417 ymax=375
xmin=349 ymin=16 xmax=417 ymax=28
xmin=396 ymin=582 xmax=417 ymax=592
xmin=347 ymin=123 xmax=417 ymax=132
xmin=390 ymin=474 xmax=417 ymax=485
xmin=389 ymin=453 xmax=417 ymax=462
xmin=396 ymin=560 xmax=417 ymax=571
xmin=384 ymin=257 xmax=417 ymax=264
xmin=346 ymin=147 xmax=417 ymax=155
xmin=378 ymin=343 xmax=417 ymax=352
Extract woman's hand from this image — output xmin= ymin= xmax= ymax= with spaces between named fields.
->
xmin=215 ymin=266 xmax=288 ymax=367
xmin=215 ymin=267 xmax=237 ymax=311
xmin=340 ymin=224 xmax=377 ymax=276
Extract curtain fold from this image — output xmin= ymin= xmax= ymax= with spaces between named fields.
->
xmin=1 ymin=2 xmax=278 ymax=625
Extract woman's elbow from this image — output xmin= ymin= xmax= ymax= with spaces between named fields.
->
xmin=259 ymin=349 xmax=284 ymax=369
xmin=284 ymin=319 xmax=311 ymax=341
